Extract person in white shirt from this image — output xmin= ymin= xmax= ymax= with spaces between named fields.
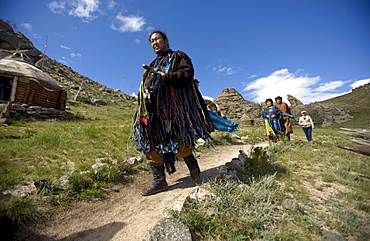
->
xmin=298 ymin=111 xmax=314 ymax=141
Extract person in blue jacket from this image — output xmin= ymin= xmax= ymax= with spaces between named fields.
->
xmin=263 ymin=98 xmax=285 ymax=140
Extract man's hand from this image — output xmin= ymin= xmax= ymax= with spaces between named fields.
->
xmin=157 ymin=71 xmax=166 ymax=82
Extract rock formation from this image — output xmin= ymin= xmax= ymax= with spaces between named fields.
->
xmin=287 ymin=94 xmax=303 ymax=107
xmin=214 ymin=88 xmax=263 ymax=125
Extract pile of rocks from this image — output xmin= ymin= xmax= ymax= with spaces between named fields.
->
xmin=10 ymin=103 xmax=78 ymax=120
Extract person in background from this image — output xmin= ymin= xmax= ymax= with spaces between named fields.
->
xmin=133 ymin=31 xmax=213 ymax=196
xmin=263 ymin=98 xmax=285 ymax=141
xmin=298 ymin=111 xmax=314 ymax=141
xmin=275 ymin=96 xmax=293 ymax=140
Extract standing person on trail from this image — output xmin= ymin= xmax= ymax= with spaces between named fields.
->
xmin=133 ymin=31 xmax=213 ymax=196
xmin=275 ymin=96 xmax=294 ymax=140
xmin=298 ymin=111 xmax=315 ymax=141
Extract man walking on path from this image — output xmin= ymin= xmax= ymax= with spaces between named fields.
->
xmin=133 ymin=31 xmax=213 ymax=196
xmin=275 ymin=96 xmax=293 ymax=140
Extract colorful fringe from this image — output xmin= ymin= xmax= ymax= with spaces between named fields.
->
xmin=133 ymin=56 xmax=213 ymax=155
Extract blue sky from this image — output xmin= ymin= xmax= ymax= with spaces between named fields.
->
xmin=1 ymin=0 xmax=369 ymax=104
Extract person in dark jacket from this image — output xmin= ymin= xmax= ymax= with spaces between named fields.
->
xmin=133 ymin=31 xmax=213 ymax=196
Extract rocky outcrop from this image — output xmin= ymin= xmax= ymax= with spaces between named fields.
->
xmin=214 ymin=88 xmax=263 ymax=125
xmin=287 ymin=94 xmax=303 ymax=107
xmin=0 ymin=21 xmax=42 ymax=65
xmin=292 ymin=102 xmax=353 ymax=127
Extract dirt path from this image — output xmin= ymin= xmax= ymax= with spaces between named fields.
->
xmin=32 ymin=142 xmax=268 ymax=241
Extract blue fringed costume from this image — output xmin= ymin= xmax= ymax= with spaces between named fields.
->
xmin=263 ymin=105 xmax=285 ymax=139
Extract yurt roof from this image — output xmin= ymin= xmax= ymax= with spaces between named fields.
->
xmin=0 ymin=59 xmax=64 ymax=91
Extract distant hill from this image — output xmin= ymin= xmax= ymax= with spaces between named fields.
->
xmin=316 ymin=83 xmax=370 ymax=128
xmin=320 ymin=83 xmax=369 ymax=109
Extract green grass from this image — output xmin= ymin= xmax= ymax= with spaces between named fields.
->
xmin=170 ymin=126 xmax=370 ymax=240
xmin=0 ymin=102 xmax=138 ymax=190
xmin=0 ymin=101 xmax=139 ymax=235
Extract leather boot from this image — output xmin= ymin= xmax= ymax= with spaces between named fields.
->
xmin=183 ymin=154 xmax=200 ymax=183
xmin=141 ymin=164 xmax=168 ymax=196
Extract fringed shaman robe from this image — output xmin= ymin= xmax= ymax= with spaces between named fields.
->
xmin=133 ymin=49 xmax=213 ymax=154
xmin=263 ymin=105 xmax=285 ymax=137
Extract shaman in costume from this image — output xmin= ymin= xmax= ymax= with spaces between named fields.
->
xmin=263 ymin=98 xmax=285 ymax=140
xmin=133 ymin=31 xmax=213 ymax=196
xmin=275 ymin=96 xmax=293 ymax=140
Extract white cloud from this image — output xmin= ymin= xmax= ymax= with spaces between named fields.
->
xmin=107 ymin=0 xmax=117 ymax=10
xmin=146 ymin=26 xmax=155 ymax=33
xmin=314 ymin=80 xmax=345 ymax=92
xmin=48 ymin=0 xmax=101 ymax=22
xmin=70 ymin=53 xmax=82 ymax=58
xmin=243 ymin=68 xmax=349 ymax=104
xmin=69 ymin=0 xmax=100 ymax=20
xmin=60 ymin=45 xmax=81 ymax=61
xmin=111 ymin=14 xmax=146 ymax=32
xmin=60 ymin=45 xmax=71 ymax=50
xmin=350 ymin=78 xmax=370 ymax=89
xmin=134 ymin=39 xmax=142 ymax=44
xmin=20 ymin=23 xmax=33 ymax=31
xmin=19 ymin=23 xmax=42 ymax=39
xmin=48 ymin=1 xmax=67 ymax=14
xmin=31 ymin=33 xmax=43 ymax=39
xmin=210 ymin=61 xmax=239 ymax=76
xmin=247 ymin=74 xmax=258 ymax=79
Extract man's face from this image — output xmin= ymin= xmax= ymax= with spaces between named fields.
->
xmin=150 ymin=33 xmax=169 ymax=56
xmin=276 ymin=98 xmax=282 ymax=104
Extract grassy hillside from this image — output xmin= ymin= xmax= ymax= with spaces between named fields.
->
xmin=319 ymin=83 xmax=370 ymax=129
xmin=320 ymin=83 xmax=370 ymax=109
xmin=1 ymin=101 xmax=138 ymax=191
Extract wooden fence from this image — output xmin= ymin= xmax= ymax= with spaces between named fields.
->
xmin=336 ymin=128 xmax=370 ymax=156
